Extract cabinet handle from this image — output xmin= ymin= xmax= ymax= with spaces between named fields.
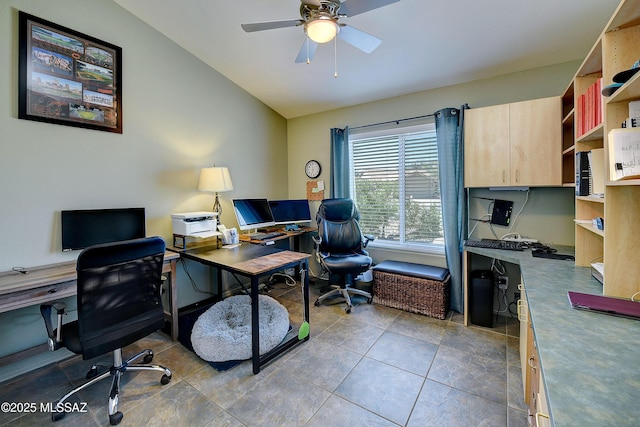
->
xmin=516 ymin=169 xmax=520 ymax=182
xmin=503 ymin=170 xmax=506 ymax=183
xmin=517 ymin=299 xmax=527 ymax=322
xmin=536 ymin=411 xmax=549 ymax=426
xmin=528 ymin=356 xmax=537 ymax=370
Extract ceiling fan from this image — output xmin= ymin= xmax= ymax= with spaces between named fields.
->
xmin=241 ymin=0 xmax=400 ymax=64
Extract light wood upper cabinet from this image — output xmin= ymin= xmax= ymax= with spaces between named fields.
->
xmin=510 ymin=97 xmax=562 ymax=186
xmin=464 ymin=97 xmax=561 ymax=188
xmin=464 ymin=104 xmax=510 ymax=187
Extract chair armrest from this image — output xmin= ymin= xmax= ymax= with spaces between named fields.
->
xmin=40 ymin=302 xmax=67 ymax=351
xmin=363 ymin=234 xmax=376 ymax=247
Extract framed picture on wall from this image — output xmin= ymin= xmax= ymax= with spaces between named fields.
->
xmin=18 ymin=11 xmax=123 ymax=133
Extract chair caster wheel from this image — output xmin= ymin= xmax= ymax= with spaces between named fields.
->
xmin=161 ymin=374 xmax=172 ymax=385
xmin=314 ymin=299 xmax=321 ymax=307
xmin=345 ymin=306 xmax=352 ymax=314
xmin=52 ymin=411 xmax=66 ymax=422
xmin=86 ymin=366 xmax=98 ymax=379
xmin=109 ymin=411 xmax=123 ymax=425
xmin=143 ymin=353 xmax=154 ymax=364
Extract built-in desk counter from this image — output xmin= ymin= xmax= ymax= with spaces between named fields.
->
xmin=465 ymin=246 xmax=640 ymax=426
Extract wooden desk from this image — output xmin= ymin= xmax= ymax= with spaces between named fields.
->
xmin=0 ymin=252 xmax=179 ymax=366
xmin=178 ymin=243 xmax=310 ymax=374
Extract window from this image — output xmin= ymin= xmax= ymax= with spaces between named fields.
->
xmin=349 ymin=122 xmax=443 ymax=252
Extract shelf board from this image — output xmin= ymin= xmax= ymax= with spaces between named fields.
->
xmin=606 ymin=0 xmax=640 ymax=32
xmin=576 ymin=123 xmax=604 ymax=143
xmin=576 ymin=39 xmax=603 ymax=77
xmin=576 ymin=195 xmax=605 ymax=203
xmin=562 ymin=108 xmax=575 ymax=125
xmin=606 ymin=71 xmax=640 ymax=104
xmin=577 ymin=222 xmax=605 ymax=237
xmin=562 ymin=145 xmax=576 ymax=155
xmin=606 ymin=178 xmax=640 ymax=186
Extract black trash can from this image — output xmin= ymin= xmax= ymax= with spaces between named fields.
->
xmin=470 ymin=270 xmax=494 ymax=327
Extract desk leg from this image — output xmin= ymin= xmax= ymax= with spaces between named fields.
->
xmin=169 ymin=259 xmax=179 ymax=341
xmin=251 ymin=275 xmax=260 ymax=374
xmin=302 ymin=260 xmax=309 ymax=326
xmin=216 ymin=267 xmax=223 ymax=300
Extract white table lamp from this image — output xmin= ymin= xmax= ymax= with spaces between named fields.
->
xmin=198 ymin=166 xmax=233 ymax=216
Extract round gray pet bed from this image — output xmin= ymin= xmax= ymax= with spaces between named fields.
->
xmin=191 ymin=294 xmax=290 ymax=362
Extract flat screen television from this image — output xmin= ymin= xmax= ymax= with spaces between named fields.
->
xmin=269 ymin=199 xmax=311 ymax=225
xmin=61 ymin=208 xmax=146 ymax=251
xmin=232 ymin=199 xmax=275 ymax=231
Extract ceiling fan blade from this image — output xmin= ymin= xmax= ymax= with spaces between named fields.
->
xmin=339 ymin=0 xmax=400 ymax=17
xmin=338 ymin=25 xmax=381 ymax=54
xmin=301 ymin=0 xmax=321 ymax=7
xmin=241 ymin=19 xmax=303 ymax=33
xmin=295 ymin=38 xmax=319 ymax=63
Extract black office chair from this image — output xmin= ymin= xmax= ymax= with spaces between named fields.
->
xmin=40 ymin=237 xmax=172 ymax=425
xmin=313 ymin=198 xmax=375 ymax=313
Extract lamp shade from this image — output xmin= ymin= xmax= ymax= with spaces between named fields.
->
xmin=198 ymin=167 xmax=233 ymax=193
xmin=305 ymin=18 xmax=339 ymax=43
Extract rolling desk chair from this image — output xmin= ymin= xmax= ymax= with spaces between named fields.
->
xmin=313 ymin=198 xmax=375 ymax=313
xmin=40 ymin=237 xmax=172 ymax=425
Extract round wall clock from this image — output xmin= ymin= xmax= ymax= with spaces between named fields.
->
xmin=305 ymin=160 xmax=321 ymax=178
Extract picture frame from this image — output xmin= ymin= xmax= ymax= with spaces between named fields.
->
xmin=18 ymin=12 xmax=122 ymax=133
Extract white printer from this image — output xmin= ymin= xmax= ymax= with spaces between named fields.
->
xmin=171 ymin=211 xmax=217 ymax=236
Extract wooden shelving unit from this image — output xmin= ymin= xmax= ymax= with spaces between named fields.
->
xmin=567 ymin=0 xmax=640 ymax=299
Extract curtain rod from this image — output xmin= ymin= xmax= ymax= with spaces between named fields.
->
xmin=349 ymin=113 xmax=435 ymax=131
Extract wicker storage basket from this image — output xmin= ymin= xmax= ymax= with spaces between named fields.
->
xmin=372 ymin=261 xmax=450 ymax=320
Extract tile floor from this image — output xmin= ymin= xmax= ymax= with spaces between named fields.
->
xmin=0 ymin=280 xmax=529 ymax=426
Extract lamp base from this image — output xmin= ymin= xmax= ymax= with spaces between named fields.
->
xmin=212 ymin=193 xmax=222 ymax=217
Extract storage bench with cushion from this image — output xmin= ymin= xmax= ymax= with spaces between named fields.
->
xmin=372 ymin=260 xmax=450 ymax=320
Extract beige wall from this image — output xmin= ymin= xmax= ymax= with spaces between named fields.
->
xmin=0 ymin=0 xmax=288 ymax=272
xmin=287 ymin=61 xmax=580 ymax=265
xmin=0 ymin=0 xmax=287 ymax=374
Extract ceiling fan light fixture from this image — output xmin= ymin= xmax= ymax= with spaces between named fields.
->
xmin=305 ymin=17 xmax=339 ymax=43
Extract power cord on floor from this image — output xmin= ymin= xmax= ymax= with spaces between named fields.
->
xmin=180 ymin=258 xmax=215 ymax=296
xmin=268 ymin=272 xmax=297 ymax=287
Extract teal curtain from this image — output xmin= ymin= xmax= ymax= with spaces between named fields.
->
xmin=330 ymin=127 xmax=350 ymax=198
xmin=434 ymin=106 xmax=468 ymax=314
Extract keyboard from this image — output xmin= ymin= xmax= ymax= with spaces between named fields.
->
xmin=249 ymin=231 xmax=286 ymax=241
xmin=464 ymin=239 xmax=525 ymax=251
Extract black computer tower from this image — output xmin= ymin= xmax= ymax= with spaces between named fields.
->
xmin=470 ymin=270 xmax=494 ymax=327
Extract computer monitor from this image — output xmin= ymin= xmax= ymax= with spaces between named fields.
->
xmin=269 ymin=199 xmax=312 ymax=225
xmin=61 ymin=207 xmax=146 ymax=251
xmin=232 ymin=199 xmax=276 ymax=231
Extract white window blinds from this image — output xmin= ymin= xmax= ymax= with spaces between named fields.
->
xmin=350 ymin=122 xmax=443 ymax=249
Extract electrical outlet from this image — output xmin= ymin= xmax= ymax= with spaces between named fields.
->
xmin=498 ymin=275 xmax=508 ymax=290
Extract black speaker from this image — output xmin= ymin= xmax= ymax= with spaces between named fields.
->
xmin=470 ymin=270 xmax=494 ymax=327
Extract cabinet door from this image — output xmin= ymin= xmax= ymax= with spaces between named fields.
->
xmin=517 ymin=284 xmax=530 ymax=404
xmin=536 ymin=368 xmax=552 ymax=427
xmin=464 ymin=104 xmax=510 ymax=187
xmin=510 ymin=97 xmax=561 ymax=186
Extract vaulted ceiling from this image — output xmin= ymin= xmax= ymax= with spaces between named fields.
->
xmin=114 ymin=0 xmax=621 ymax=119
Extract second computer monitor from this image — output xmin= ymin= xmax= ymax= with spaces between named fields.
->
xmin=269 ymin=199 xmax=311 ymax=225
xmin=232 ymin=198 xmax=276 ymax=231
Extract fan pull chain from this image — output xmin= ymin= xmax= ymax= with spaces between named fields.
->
xmin=334 ymin=37 xmax=338 ymax=78
xmin=306 ymin=38 xmax=311 ymax=64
